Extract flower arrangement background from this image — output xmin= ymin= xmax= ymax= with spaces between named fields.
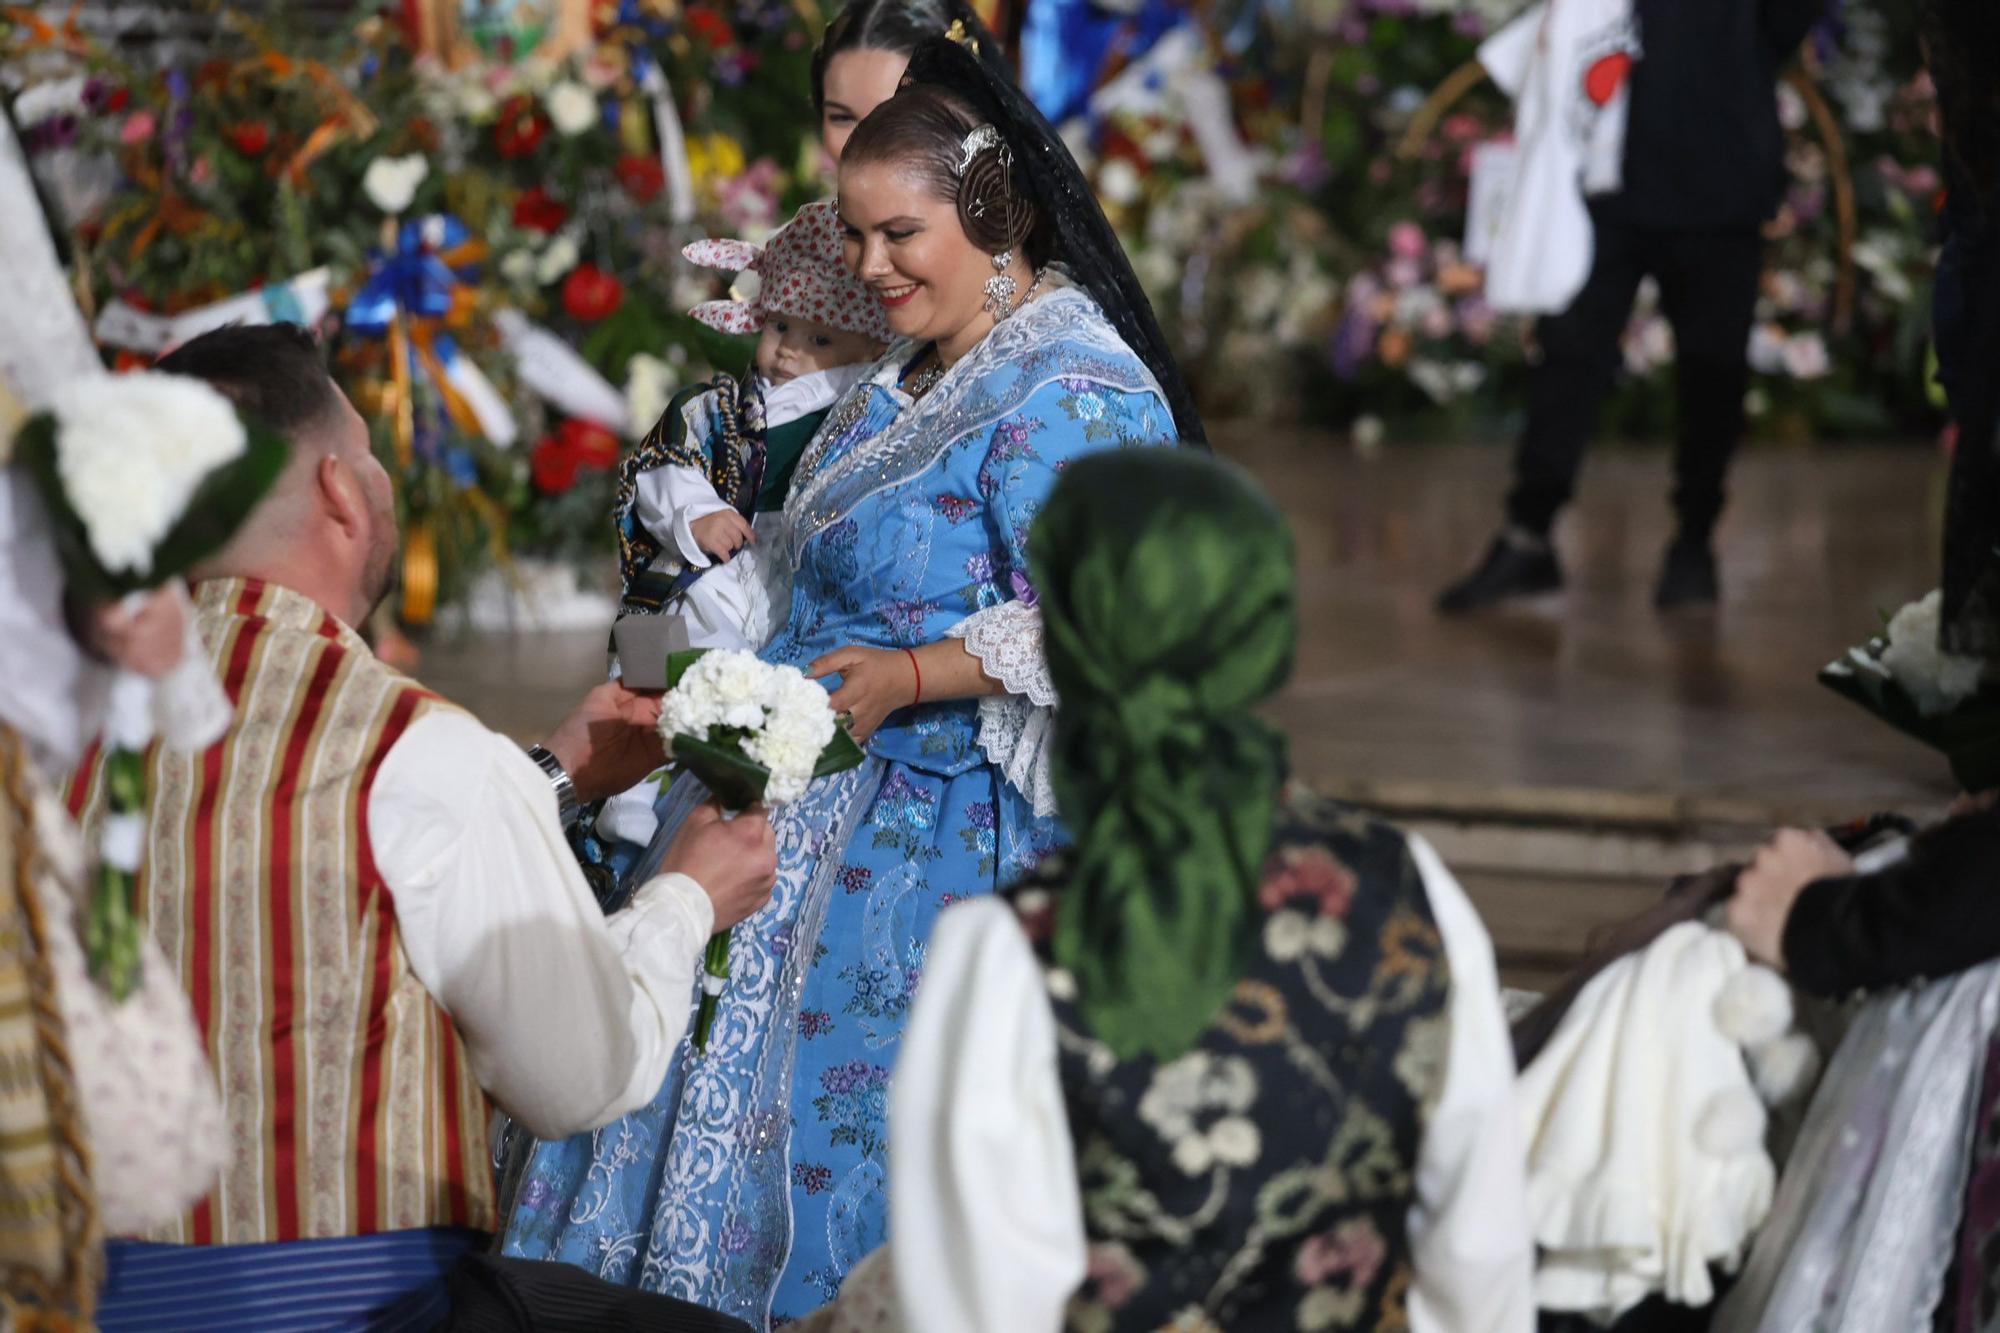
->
xmin=2 ymin=0 xmax=1943 ymax=620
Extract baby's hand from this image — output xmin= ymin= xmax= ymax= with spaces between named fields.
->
xmin=690 ymin=510 xmax=755 ymax=562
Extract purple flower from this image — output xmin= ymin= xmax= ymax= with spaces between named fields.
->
xmin=965 ymin=552 xmax=997 ymax=583
xmin=518 ymin=1179 xmax=555 ymax=1212
xmin=1009 ymin=569 xmax=1039 ymax=608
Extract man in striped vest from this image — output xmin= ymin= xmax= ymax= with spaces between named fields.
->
xmin=68 ymin=324 xmax=778 ymax=1331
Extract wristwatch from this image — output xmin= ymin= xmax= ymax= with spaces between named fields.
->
xmin=526 ymin=744 xmax=582 ymax=828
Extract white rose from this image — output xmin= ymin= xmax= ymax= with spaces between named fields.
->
xmin=50 ymin=374 xmax=246 ymax=576
xmin=1097 ymin=158 xmax=1143 ymax=207
xmin=362 ymin=153 xmax=429 ymax=215
xmin=535 ymin=232 xmax=582 ymax=285
xmin=457 ymin=80 xmax=498 ymax=122
xmin=500 ymin=248 xmax=537 ymax=287
xmin=624 ymin=354 xmax=680 ymax=438
xmin=544 ymin=80 xmax=599 ymax=138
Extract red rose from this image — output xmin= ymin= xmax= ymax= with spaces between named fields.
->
xmin=105 ymin=87 xmax=130 ymax=113
xmin=563 ymin=418 xmax=621 ymax=470
xmin=512 ymin=185 xmax=569 ymax=233
xmin=531 ymin=434 xmax=582 ymax=494
xmin=561 ymin=265 xmax=624 ymax=322
xmin=226 ymin=122 xmax=271 ymax=156
xmin=686 ymin=6 xmax=736 ymax=45
xmin=615 ymin=154 xmax=665 ymax=203
xmin=495 ymin=95 xmax=548 ymax=159
xmin=530 ymin=417 xmax=622 ymax=494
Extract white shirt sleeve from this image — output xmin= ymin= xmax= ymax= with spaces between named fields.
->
xmin=368 ymin=709 xmax=714 ymax=1138
xmin=1405 ymin=834 xmax=1537 ymax=1333
xmin=890 ymin=897 xmax=1085 ymax=1333
xmin=634 ymin=464 xmax=734 ymax=571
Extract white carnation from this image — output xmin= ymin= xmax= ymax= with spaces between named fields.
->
xmin=1882 ymin=590 xmax=1986 ymax=715
xmin=545 ymin=81 xmax=599 ymax=138
xmin=50 ymin=373 xmax=246 ymax=577
xmin=655 ymin=650 xmax=840 ymax=807
xmin=362 ymin=153 xmax=429 ymax=215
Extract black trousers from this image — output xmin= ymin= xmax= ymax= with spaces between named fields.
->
xmin=1505 ymin=218 xmax=1765 ymax=540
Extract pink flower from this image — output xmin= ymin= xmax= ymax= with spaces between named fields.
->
xmin=1085 ymin=1242 xmax=1146 ymax=1308
xmin=1388 ymin=221 xmax=1427 ymax=261
xmin=120 ymin=111 xmax=156 ymax=146
xmin=1259 ymin=845 xmax=1358 ymax=918
xmin=1294 ymin=1219 xmax=1387 ymax=1289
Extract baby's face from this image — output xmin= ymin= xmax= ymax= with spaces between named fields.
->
xmin=755 ymin=313 xmax=882 ymax=386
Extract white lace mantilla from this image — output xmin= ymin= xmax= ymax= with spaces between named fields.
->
xmin=781 ymin=285 xmax=1167 ymax=569
xmin=947 ymin=600 xmax=1058 ymax=818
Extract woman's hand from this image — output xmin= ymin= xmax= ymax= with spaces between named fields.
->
xmin=810 ymin=646 xmax=920 ymax=744
xmin=82 ymin=585 xmax=189 ymax=678
xmin=1724 ymin=828 xmax=1855 ymax=970
xmin=690 ymin=510 xmax=755 ymax=563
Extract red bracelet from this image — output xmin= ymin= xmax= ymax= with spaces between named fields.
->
xmin=904 ymin=647 xmax=922 ymax=705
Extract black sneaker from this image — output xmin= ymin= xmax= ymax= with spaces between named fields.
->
xmin=1436 ymin=535 xmax=1563 ymax=614
xmin=1654 ymin=535 xmax=1719 ymax=609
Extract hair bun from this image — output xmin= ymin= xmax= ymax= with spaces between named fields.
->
xmin=957 ymin=139 xmax=1036 ymax=253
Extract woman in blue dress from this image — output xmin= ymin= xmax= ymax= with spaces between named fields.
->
xmin=499 ymin=35 xmax=1206 ymax=1328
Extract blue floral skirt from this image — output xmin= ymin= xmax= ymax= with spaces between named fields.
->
xmin=497 ymin=754 xmax=1053 ymax=1328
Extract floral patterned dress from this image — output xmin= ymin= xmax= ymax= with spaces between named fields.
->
xmin=498 ymin=286 xmax=1175 ymax=1327
xmin=1009 ymin=791 xmax=1454 ymax=1332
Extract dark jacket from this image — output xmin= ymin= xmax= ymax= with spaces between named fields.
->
xmin=1783 ymin=806 xmax=2000 ymax=996
xmin=1595 ymin=0 xmax=1825 ymax=231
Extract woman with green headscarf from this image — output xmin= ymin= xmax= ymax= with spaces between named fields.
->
xmin=810 ymin=449 xmax=1533 ymax=1332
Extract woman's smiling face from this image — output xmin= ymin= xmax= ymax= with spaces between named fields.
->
xmin=837 ymin=158 xmax=997 ymax=357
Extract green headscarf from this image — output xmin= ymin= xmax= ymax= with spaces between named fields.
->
xmin=1030 ymin=448 xmax=1297 ymax=1062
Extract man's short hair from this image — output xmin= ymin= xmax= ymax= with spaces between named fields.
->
xmin=153 ymin=323 xmax=346 ymax=438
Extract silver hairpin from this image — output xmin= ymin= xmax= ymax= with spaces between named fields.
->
xmin=956 ymin=124 xmax=1007 ymax=177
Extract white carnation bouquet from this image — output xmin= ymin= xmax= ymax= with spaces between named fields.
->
xmin=12 ymin=373 xmax=289 ymax=998
xmin=1821 ymin=589 xmax=2000 ymax=792
xmin=655 ymin=648 xmax=863 ymax=1050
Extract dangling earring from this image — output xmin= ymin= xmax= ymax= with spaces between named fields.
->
xmin=983 ymin=251 xmax=1019 ymax=318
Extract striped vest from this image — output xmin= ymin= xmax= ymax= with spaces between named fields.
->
xmin=68 ymin=579 xmax=494 ymax=1244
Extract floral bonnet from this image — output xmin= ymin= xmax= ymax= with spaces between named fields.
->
xmin=683 ymin=202 xmax=889 ymax=344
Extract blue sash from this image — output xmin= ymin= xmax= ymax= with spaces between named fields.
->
xmin=97 ymin=1227 xmax=484 ymax=1333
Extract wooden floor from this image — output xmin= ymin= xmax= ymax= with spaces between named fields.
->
xmin=418 ymin=433 xmax=1959 ymax=984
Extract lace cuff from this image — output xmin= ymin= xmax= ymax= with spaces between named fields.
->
xmin=947 ymin=600 xmax=1058 ymax=818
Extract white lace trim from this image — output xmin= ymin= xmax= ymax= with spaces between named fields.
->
xmin=948 ymin=600 xmax=1058 ymax=818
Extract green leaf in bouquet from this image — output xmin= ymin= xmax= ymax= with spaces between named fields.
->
xmin=814 ymin=723 xmax=866 ymax=779
xmin=1820 ymin=647 xmax=2000 ymax=793
xmin=670 ymin=733 xmax=771 ymax=811
xmin=666 ymin=647 xmax=711 ymax=690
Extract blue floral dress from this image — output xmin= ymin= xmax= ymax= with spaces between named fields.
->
xmin=499 ymin=287 xmax=1175 ymax=1327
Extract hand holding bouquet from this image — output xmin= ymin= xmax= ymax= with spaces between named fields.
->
xmin=655 ymin=648 xmax=863 ymax=1050
xmin=11 ymin=373 xmax=289 ymax=998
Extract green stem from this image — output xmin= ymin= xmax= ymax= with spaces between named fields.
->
xmin=691 ymin=926 xmax=733 ymax=1053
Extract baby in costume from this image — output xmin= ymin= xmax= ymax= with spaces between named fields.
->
xmin=613 ymin=201 xmax=888 ymax=652
xmin=597 ymin=202 xmax=886 ymax=854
